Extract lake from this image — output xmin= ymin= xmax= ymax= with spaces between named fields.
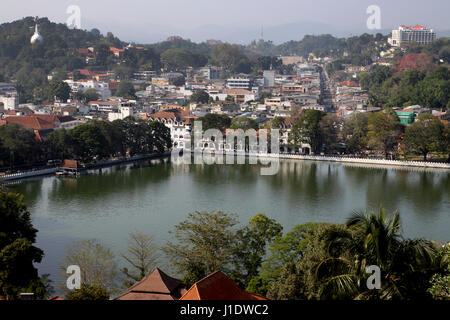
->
xmin=7 ymin=158 xmax=450 ymax=292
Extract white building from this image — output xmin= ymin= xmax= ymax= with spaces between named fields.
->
xmin=64 ymin=80 xmax=112 ymax=99
xmin=108 ymin=103 xmax=135 ymax=122
xmin=148 ymin=111 xmax=193 ymax=149
xmin=226 ymin=77 xmax=253 ymax=90
xmin=263 ymin=70 xmax=275 ymax=87
xmin=0 ymin=83 xmax=19 ymax=110
xmin=388 ymin=25 xmax=436 ymax=47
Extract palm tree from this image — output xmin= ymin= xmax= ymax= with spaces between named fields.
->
xmin=315 ymin=207 xmax=439 ymax=300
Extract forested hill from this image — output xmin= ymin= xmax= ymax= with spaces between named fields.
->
xmin=0 ymin=17 xmax=388 ymax=80
xmin=0 ymin=17 xmax=125 ymax=78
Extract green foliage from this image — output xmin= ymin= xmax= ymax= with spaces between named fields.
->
xmin=163 ymin=211 xmax=239 ymax=286
xmin=211 ymin=43 xmax=250 ymax=73
xmin=314 ymin=208 xmax=440 ymax=300
xmin=289 ymin=110 xmax=326 ymax=153
xmin=0 ymin=123 xmax=43 ymax=168
xmin=0 ymin=190 xmax=50 ymax=300
xmin=403 ymin=114 xmax=445 ymax=160
xmin=232 ymin=214 xmax=283 ymax=289
xmin=116 ymin=81 xmax=136 ymax=99
xmin=190 ymin=90 xmax=210 ymax=104
xmin=266 ymin=209 xmax=443 ymax=300
xmin=164 ymin=212 xmax=282 ymax=291
xmin=230 ymin=117 xmax=259 ymax=131
xmin=65 ymin=283 xmax=110 ymax=300
xmin=319 ymin=114 xmax=343 ymax=153
xmin=367 ymin=111 xmax=403 ymax=158
xmin=428 ymin=244 xmax=450 ymax=300
xmin=160 ymin=49 xmax=200 ymax=71
xmin=47 ymin=118 xmax=171 ymax=164
xmin=196 ymin=113 xmax=231 ymax=132
xmin=172 ymin=76 xmax=186 ymax=86
xmin=46 ymin=80 xmax=71 ymax=102
xmin=344 ymin=113 xmax=369 ymax=153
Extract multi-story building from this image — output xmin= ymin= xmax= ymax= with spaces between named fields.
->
xmin=388 ymin=25 xmax=436 ymax=47
xmin=0 ymin=83 xmax=19 ymax=111
xmin=263 ymin=70 xmax=275 ymax=87
xmin=226 ymin=77 xmax=253 ymax=90
xmin=148 ymin=110 xmax=195 ymax=149
xmin=108 ymin=103 xmax=135 ymax=122
xmin=64 ymin=80 xmax=112 ymax=99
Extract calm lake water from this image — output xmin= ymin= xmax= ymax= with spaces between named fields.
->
xmin=7 ymin=158 xmax=450 ymax=291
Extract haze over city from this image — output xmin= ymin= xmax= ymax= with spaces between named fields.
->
xmin=1 ymin=0 xmax=450 ymax=43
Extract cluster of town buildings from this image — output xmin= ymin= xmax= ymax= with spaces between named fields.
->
xmin=0 ymin=24 xmax=448 ymax=156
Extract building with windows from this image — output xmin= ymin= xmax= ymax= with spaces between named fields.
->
xmin=388 ymin=25 xmax=436 ymax=47
xmin=108 ymin=103 xmax=135 ymax=121
xmin=0 ymin=83 xmax=19 ymax=111
xmin=64 ymin=80 xmax=111 ymax=99
xmin=148 ymin=110 xmax=195 ymax=149
xmin=226 ymin=77 xmax=253 ymax=90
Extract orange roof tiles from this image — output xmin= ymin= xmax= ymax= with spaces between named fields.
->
xmin=223 ymin=89 xmax=253 ymax=95
xmin=180 ymin=271 xmax=268 ymax=301
xmin=1 ymin=116 xmax=56 ymax=130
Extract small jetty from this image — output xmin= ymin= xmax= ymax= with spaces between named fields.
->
xmin=56 ymin=160 xmax=86 ymax=177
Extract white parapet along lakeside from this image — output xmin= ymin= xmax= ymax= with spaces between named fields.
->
xmin=0 ymin=168 xmax=58 ymax=181
xmin=253 ymin=153 xmax=450 ymax=170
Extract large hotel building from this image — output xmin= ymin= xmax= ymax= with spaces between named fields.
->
xmin=388 ymin=25 xmax=436 ymax=47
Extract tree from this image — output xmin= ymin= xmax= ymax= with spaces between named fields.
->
xmin=211 ymin=44 xmax=246 ymax=71
xmin=161 ymin=49 xmax=195 ymax=71
xmin=289 ymin=110 xmax=325 ymax=154
xmin=0 ymin=123 xmax=43 ymax=168
xmin=65 ymin=283 xmax=109 ymax=300
xmin=344 ymin=113 xmax=368 ymax=154
xmin=60 ymin=239 xmax=120 ymax=294
xmin=172 ymin=76 xmax=186 ymax=86
xmin=0 ymin=190 xmax=49 ymax=300
xmin=315 ymin=208 xmax=440 ymax=300
xmin=47 ymin=80 xmax=71 ymax=102
xmin=116 ymin=81 xmax=136 ymax=99
xmin=190 ymin=90 xmax=210 ymax=104
xmin=82 ymin=88 xmax=100 ymax=102
xmin=121 ymin=232 xmax=160 ymax=287
xmin=94 ymin=43 xmax=112 ymax=67
xmin=319 ymin=114 xmax=343 ymax=153
xmin=230 ymin=117 xmax=259 ymax=131
xmin=148 ymin=120 xmax=172 ymax=153
xmin=232 ymin=214 xmax=282 ymax=289
xmin=163 ymin=211 xmax=239 ymax=287
xmin=266 ymin=223 xmax=338 ymax=300
xmin=367 ymin=111 xmax=403 ymax=159
xmin=428 ymin=244 xmax=449 ymax=300
xmin=197 ymin=114 xmax=231 ymax=133
xmin=403 ymin=114 xmax=445 ymax=161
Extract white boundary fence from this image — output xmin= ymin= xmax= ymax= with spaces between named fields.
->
xmin=0 ymin=168 xmax=58 ymax=181
xmin=254 ymin=153 xmax=450 ymax=169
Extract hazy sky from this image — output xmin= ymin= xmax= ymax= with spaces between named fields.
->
xmin=1 ymin=0 xmax=449 ymax=43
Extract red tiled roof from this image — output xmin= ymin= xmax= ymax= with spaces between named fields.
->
xmin=223 ymin=89 xmax=253 ymax=95
xmin=339 ymin=80 xmax=359 ymax=87
xmin=180 ymin=271 xmax=268 ymax=301
xmin=149 ymin=112 xmax=177 ymax=120
xmin=110 ymin=47 xmax=125 ymax=52
xmin=115 ymin=268 xmax=186 ymax=300
xmin=1 ymin=116 xmax=56 ymax=130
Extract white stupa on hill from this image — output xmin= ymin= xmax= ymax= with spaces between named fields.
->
xmin=30 ymin=23 xmax=43 ymax=44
